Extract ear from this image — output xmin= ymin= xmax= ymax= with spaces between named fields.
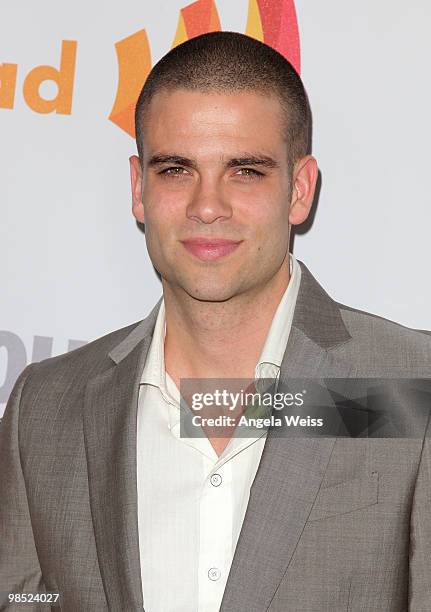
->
xmin=129 ymin=155 xmax=145 ymax=223
xmin=288 ymin=155 xmax=318 ymax=226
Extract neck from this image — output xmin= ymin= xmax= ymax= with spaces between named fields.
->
xmin=163 ymin=256 xmax=291 ymax=383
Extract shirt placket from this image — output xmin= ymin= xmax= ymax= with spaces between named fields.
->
xmin=198 ymin=454 xmax=233 ymax=612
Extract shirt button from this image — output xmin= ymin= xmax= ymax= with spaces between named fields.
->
xmin=208 ymin=567 xmax=221 ymax=581
xmin=210 ymin=473 xmax=222 ymax=487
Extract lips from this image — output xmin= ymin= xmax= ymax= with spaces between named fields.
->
xmin=181 ymin=238 xmax=243 ymax=261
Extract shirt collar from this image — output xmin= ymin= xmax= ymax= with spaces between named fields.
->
xmin=139 ymin=298 xmax=168 ymax=390
xmin=255 ymin=252 xmax=301 ymax=373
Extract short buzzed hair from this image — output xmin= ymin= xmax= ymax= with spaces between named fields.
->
xmin=135 ymin=31 xmax=312 ymax=171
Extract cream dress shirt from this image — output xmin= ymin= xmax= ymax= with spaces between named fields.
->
xmin=137 ymin=253 xmax=301 ymax=611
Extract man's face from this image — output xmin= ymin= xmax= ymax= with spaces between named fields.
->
xmin=130 ymin=88 xmax=312 ymax=302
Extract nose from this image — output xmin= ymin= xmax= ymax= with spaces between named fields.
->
xmin=186 ymin=175 xmax=233 ymax=224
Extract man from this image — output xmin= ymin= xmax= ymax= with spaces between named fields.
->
xmin=1 ymin=31 xmax=431 ymax=612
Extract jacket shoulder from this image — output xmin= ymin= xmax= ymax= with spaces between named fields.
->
xmin=19 ymin=319 xmax=147 ymax=396
xmin=336 ymin=301 xmax=431 ymax=374
xmin=40 ymin=319 xmax=142 ymax=368
xmin=3 ymin=319 xmax=150 ymax=425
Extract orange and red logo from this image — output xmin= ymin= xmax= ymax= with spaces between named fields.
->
xmin=0 ymin=0 xmax=299 ymax=130
xmin=109 ymin=0 xmax=300 ymax=138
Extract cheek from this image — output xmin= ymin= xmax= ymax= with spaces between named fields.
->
xmin=143 ymin=191 xmax=183 ymax=234
xmin=247 ymin=200 xmax=289 ymax=256
xmin=240 ymin=192 xmax=289 ymax=233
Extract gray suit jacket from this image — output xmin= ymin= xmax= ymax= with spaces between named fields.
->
xmin=1 ymin=260 xmax=431 ymax=611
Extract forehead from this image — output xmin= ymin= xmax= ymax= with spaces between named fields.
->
xmin=142 ymin=88 xmax=286 ymax=156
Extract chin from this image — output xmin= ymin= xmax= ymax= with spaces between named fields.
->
xmin=184 ymin=283 xmax=237 ymax=303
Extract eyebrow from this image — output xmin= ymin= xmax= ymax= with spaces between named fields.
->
xmin=147 ymin=152 xmax=280 ymax=170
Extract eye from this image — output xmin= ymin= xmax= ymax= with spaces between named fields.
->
xmin=236 ymin=168 xmax=264 ymax=179
xmin=159 ymin=166 xmax=188 ymax=177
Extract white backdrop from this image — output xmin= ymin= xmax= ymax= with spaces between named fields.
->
xmin=2 ymin=1 xmax=430 ymax=417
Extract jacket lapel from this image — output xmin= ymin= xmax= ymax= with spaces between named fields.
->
xmin=220 ymin=261 xmax=355 ymax=612
xmin=82 ymin=300 xmax=161 ymax=612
